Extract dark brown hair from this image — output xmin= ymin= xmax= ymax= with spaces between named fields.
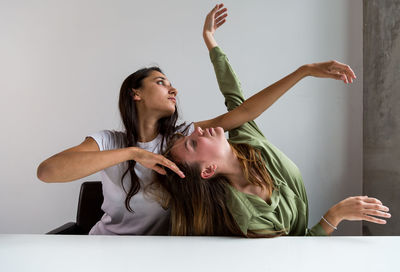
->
xmin=118 ymin=67 xmax=184 ymax=212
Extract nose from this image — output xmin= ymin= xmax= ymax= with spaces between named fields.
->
xmin=169 ymin=86 xmax=178 ymax=96
xmin=194 ymin=126 xmax=203 ymax=136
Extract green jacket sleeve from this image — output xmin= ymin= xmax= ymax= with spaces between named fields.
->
xmin=209 ymin=46 xmax=267 ymax=143
xmin=306 ymin=223 xmax=328 ymax=236
xmin=209 ymin=46 xmax=245 ymax=111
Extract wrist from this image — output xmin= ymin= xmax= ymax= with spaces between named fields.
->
xmin=203 ymin=32 xmax=218 ymax=51
xmin=324 ymin=204 xmax=342 ymax=227
xmin=128 ymin=146 xmax=139 ymax=161
xmin=298 ymin=64 xmax=312 ymax=78
xmin=203 ymin=31 xmax=213 ymax=38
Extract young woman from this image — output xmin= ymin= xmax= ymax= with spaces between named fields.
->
xmin=35 ymin=4 xmax=249 ymax=235
xmin=153 ymin=7 xmax=390 ymax=237
xmin=37 ymin=4 xmax=358 ymax=235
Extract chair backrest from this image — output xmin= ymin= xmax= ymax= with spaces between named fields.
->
xmin=76 ymin=181 xmax=104 ymax=234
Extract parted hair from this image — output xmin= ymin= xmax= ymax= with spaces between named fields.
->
xmin=118 ymin=67 xmax=185 ymax=212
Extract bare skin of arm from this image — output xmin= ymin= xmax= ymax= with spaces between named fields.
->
xmin=319 ymin=196 xmax=391 ymax=235
xmin=37 ymin=137 xmax=184 ymax=183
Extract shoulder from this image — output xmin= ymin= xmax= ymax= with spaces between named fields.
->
xmin=87 ymin=129 xmax=126 ymax=151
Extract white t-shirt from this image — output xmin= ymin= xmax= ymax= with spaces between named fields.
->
xmin=88 ymin=123 xmax=194 ymax=235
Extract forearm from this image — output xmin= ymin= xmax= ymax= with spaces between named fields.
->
xmin=238 ymin=66 xmax=308 ymax=122
xmin=214 ymin=66 xmax=308 ymax=131
xmin=37 ymin=147 xmax=136 ymax=183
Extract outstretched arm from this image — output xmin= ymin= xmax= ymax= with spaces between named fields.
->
xmin=313 ymin=196 xmax=390 ymax=235
xmin=37 ymin=137 xmax=185 ymax=183
xmin=195 ymin=4 xmax=356 ymax=132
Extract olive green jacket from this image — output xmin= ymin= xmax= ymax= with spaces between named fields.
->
xmin=210 ymin=46 xmax=327 ymax=236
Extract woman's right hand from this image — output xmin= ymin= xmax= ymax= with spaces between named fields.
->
xmin=203 ymin=3 xmax=228 ymax=36
xmin=203 ymin=3 xmax=228 ymax=51
xmin=302 ymin=60 xmax=356 ymax=84
xmin=131 ymin=147 xmax=185 ymax=178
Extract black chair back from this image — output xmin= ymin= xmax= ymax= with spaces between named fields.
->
xmin=76 ymin=181 xmax=104 ymax=234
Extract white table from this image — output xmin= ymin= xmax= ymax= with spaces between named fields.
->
xmin=0 ymin=235 xmax=398 ymax=272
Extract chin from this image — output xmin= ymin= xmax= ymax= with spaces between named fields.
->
xmin=161 ymin=107 xmax=176 ymax=118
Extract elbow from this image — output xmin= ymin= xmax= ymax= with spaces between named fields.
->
xmin=37 ymin=161 xmax=54 ymax=183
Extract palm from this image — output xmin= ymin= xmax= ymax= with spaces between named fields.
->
xmin=204 ymin=4 xmax=228 ymax=35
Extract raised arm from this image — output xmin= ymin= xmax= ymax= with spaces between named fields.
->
xmin=195 ymin=4 xmax=356 ymax=132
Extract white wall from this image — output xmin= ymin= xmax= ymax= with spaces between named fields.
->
xmin=0 ymin=0 xmax=363 ymax=235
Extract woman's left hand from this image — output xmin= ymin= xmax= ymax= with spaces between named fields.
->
xmin=303 ymin=60 xmax=357 ymax=84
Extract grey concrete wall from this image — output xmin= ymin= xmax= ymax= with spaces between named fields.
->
xmin=363 ymin=0 xmax=400 ymax=235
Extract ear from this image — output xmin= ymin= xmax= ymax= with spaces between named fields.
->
xmin=132 ymin=89 xmax=141 ymax=101
xmin=200 ymin=164 xmax=217 ymax=179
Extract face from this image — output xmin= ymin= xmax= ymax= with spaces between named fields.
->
xmin=134 ymin=71 xmax=178 ymax=117
xmin=170 ymin=127 xmax=231 ymax=169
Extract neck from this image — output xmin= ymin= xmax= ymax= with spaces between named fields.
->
xmin=221 ymin=145 xmax=271 ymax=202
xmin=135 ymin=109 xmax=161 ymax=142
xmin=219 ymin=147 xmax=248 ymax=189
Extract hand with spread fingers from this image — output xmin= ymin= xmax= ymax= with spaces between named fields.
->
xmin=203 ymin=3 xmax=228 ymax=50
xmin=131 ymin=147 xmax=185 ymax=178
xmin=204 ymin=3 xmax=228 ymax=36
xmin=304 ymin=60 xmax=357 ymax=84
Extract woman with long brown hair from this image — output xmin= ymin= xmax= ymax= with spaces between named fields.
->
xmin=153 ymin=6 xmax=390 ymax=237
xmin=35 ymin=4 xmax=280 ymax=235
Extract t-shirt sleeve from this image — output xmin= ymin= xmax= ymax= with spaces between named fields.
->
xmin=87 ymin=130 xmax=125 ymax=151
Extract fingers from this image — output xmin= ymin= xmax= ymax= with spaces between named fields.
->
xmin=215 ymin=7 xmax=227 ymax=18
xmin=355 ymin=196 xmax=390 ymax=224
xmin=330 ymin=60 xmax=356 ymax=83
xmin=363 ymin=203 xmax=389 ymax=213
xmin=363 ymin=215 xmax=387 ymax=224
xmin=158 ymin=157 xmax=185 ymax=178
xmin=209 ymin=3 xmax=225 ymax=16
xmin=214 ymin=7 xmax=228 ymax=29
xmin=216 ymin=12 xmax=228 ymax=24
xmin=361 ymin=196 xmax=383 ymax=205
xmin=153 ymin=165 xmax=167 ymax=176
xmin=363 ymin=209 xmax=391 ymax=219
xmin=216 ymin=18 xmax=227 ymax=28
xmin=327 ymin=71 xmax=345 ymax=81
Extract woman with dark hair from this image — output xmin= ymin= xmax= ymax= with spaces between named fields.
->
xmin=36 ymin=4 xmax=260 ymax=235
xmin=153 ymin=8 xmax=390 ymax=237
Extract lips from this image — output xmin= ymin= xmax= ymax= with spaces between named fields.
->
xmin=168 ymin=97 xmax=176 ymax=103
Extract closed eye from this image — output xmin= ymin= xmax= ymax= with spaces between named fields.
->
xmin=191 ymin=140 xmax=197 ymax=150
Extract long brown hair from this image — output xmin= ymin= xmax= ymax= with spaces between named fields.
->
xmin=119 ymin=67 xmax=184 ymax=212
xmin=152 ymin=141 xmax=282 ymax=237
